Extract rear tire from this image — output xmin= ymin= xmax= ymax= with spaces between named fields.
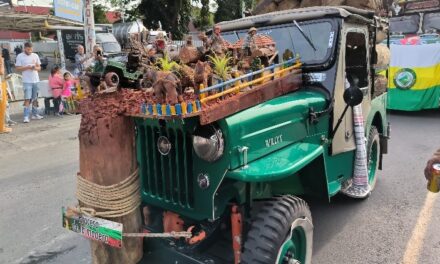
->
xmin=367 ymin=126 xmax=380 ymax=191
xmin=241 ymin=195 xmax=313 ymax=264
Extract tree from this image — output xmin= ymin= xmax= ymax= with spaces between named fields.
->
xmin=192 ymin=0 xmax=214 ymax=31
xmin=214 ymin=0 xmax=242 ymax=23
xmin=138 ymin=0 xmax=192 ymax=39
xmin=94 ymin=4 xmax=109 ymax=24
xmin=107 ymin=0 xmax=141 ymax=22
xmin=198 ymin=0 xmax=211 ymax=30
xmin=214 ymin=0 xmax=258 ymax=22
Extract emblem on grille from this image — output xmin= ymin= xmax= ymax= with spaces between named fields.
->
xmin=197 ymin=174 xmax=210 ymax=189
xmin=157 ymin=136 xmax=171 ymax=155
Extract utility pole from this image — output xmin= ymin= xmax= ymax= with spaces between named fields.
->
xmin=56 ymin=30 xmax=66 ymax=69
xmin=84 ymin=0 xmax=96 ymax=55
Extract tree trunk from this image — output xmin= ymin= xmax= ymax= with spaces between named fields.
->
xmin=78 ymin=93 xmax=143 ymax=264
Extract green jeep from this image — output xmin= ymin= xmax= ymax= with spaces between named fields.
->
xmin=136 ymin=6 xmax=389 ymax=264
xmin=88 ymin=55 xmax=144 ymax=89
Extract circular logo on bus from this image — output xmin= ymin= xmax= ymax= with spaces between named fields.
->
xmin=394 ymin=68 xmax=417 ymax=90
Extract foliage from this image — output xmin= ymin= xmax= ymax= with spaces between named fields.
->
xmin=107 ymin=0 xmax=141 ymax=22
xmin=156 ymin=54 xmax=180 ymax=72
xmin=214 ymin=0 xmax=242 ymax=23
xmin=243 ymin=0 xmax=257 ymax=10
xmin=94 ymin=4 xmax=109 ymax=24
xmin=138 ymin=0 xmax=192 ymax=40
xmin=198 ymin=0 xmax=211 ymax=30
xmin=106 ymin=0 xmax=258 ymax=38
xmin=208 ymin=54 xmax=232 ymax=80
xmin=192 ymin=5 xmax=214 ymax=31
xmin=214 ymin=0 xmax=257 ymax=22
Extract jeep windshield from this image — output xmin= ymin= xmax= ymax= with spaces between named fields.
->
xmin=222 ymin=19 xmax=337 ymax=67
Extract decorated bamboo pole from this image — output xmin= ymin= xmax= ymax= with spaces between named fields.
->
xmin=78 ymin=92 xmax=143 ymax=264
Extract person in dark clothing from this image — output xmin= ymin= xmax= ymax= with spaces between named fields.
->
xmin=14 ymin=45 xmax=22 ymax=56
xmin=2 ymin=44 xmax=12 ymax=75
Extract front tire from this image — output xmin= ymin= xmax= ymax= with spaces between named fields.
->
xmin=241 ymin=195 xmax=313 ymax=264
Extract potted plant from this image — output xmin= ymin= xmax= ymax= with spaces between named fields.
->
xmin=208 ymin=54 xmax=232 ymax=92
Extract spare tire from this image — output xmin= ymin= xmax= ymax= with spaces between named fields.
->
xmin=105 ymin=72 xmax=120 ymax=87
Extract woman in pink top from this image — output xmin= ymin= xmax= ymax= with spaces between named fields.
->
xmin=48 ymin=66 xmax=64 ymax=116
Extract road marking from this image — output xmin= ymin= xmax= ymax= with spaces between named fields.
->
xmin=401 ymin=192 xmax=438 ymax=264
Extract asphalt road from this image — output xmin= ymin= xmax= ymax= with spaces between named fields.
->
xmin=0 ymin=110 xmax=439 ymax=264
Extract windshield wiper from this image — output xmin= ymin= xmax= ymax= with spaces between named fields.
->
xmin=234 ymin=30 xmax=240 ymax=41
xmin=293 ymin=20 xmax=317 ymax=51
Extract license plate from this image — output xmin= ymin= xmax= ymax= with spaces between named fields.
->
xmin=62 ymin=207 xmax=123 ymax=248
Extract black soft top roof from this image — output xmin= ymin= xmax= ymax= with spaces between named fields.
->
xmin=216 ymin=6 xmax=375 ymax=32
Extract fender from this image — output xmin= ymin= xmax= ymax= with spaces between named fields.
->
xmin=367 ymin=93 xmax=388 ymax=137
xmin=226 ymin=142 xmax=323 ymax=182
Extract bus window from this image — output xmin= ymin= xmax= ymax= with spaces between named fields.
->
xmin=390 ymin=15 xmax=420 ymax=34
xmin=423 ymin=12 xmax=440 ymax=32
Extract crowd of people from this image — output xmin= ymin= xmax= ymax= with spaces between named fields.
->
xmin=0 ymin=41 xmax=105 ymax=124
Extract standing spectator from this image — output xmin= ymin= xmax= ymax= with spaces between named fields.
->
xmin=14 ymin=45 xmax=22 ymax=57
xmin=15 ymin=42 xmax=43 ymax=123
xmin=48 ymin=66 xmax=64 ymax=116
xmin=2 ymin=44 xmax=12 ymax=75
xmin=74 ymin=45 xmax=88 ymax=77
xmin=92 ymin=45 xmax=105 ymax=72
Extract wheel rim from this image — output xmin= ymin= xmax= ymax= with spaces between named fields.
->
xmin=111 ymin=75 xmax=119 ymax=85
xmin=368 ymin=139 xmax=379 ymax=187
xmin=277 ymin=218 xmax=313 ymax=264
xmin=278 ymin=228 xmax=306 ymax=264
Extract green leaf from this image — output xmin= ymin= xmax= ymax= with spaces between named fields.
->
xmin=208 ymin=54 xmax=232 ymax=80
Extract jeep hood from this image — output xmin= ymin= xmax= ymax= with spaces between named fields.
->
xmin=221 ymin=89 xmax=327 ymax=170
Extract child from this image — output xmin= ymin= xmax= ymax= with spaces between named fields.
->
xmin=49 ymin=66 xmax=64 ymax=116
xmin=61 ymin=72 xmax=73 ymax=114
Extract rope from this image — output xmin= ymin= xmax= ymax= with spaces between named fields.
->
xmin=76 ymin=168 xmax=141 ymax=218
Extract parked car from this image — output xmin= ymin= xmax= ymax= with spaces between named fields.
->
xmin=36 ymin=52 xmax=49 ymax=70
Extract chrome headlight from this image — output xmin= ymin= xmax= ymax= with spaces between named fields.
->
xmin=192 ymin=125 xmax=224 ymax=163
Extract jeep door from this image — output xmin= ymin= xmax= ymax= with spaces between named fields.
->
xmin=332 ymin=23 xmax=372 ymax=155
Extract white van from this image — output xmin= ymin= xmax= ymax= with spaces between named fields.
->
xmin=95 ymin=33 xmax=122 ymax=56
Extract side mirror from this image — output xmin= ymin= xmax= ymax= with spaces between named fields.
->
xmin=343 ymin=86 xmax=363 ymax=106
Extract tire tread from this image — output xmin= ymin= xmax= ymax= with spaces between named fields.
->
xmin=241 ymin=195 xmax=312 ymax=264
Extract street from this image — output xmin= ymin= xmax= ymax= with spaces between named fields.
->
xmin=0 ymin=110 xmax=439 ymax=264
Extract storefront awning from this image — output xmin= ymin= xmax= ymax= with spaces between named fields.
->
xmin=0 ymin=9 xmax=83 ymax=31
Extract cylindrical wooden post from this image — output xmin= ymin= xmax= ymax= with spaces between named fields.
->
xmin=78 ymin=93 xmax=143 ymax=264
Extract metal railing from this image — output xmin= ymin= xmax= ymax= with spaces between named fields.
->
xmin=199 ymin=57 xmax=301 ymax=104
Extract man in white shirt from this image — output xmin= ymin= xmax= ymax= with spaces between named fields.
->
xmin=15 ymin=42 xmax=43 ymax=123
